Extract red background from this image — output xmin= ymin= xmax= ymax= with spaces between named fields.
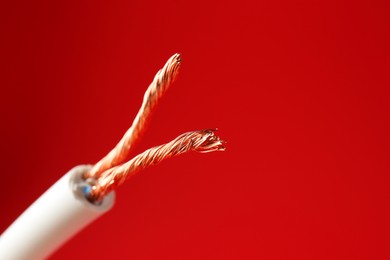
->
xmin=1 ymin=0 xmax=389 ymax=259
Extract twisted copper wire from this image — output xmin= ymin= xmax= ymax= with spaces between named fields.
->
xmin=88 ymin=129 xmax=225 ymax=201
xmin=85 ymin=54 xmax=182 ymax=179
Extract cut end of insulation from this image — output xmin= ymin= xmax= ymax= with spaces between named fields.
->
xmin=71 ymin=166 xmax=115 ymax=208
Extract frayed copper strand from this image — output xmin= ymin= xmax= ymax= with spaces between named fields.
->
xmin=88 ymin=129 xmax=225 ymax=201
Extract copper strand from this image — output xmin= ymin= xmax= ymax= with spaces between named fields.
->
xmin=88 ymin=129 xmax=225 ymax=201
xmin=85 ymin=54 xmax=182 ymax=179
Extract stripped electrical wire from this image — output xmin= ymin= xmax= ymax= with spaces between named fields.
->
xmin=0 ymin=53 xmax=225 ymax=260
xmin=83 ymin=53 xmax=225 ymax=203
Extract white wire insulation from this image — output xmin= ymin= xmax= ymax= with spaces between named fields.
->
xmin=0 ymin=165 xmax=115 ymax=260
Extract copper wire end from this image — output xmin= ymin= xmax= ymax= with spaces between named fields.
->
xmin=88 ymin=129 xmax=225 ymax=202
xmin=85 ymin=54 xmax=182 ymax=179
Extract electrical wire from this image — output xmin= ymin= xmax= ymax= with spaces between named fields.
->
xmin=0 ymin=53 xmax=225 ymax=259
xmin=86 ymin=53 xmax=182 ymax=179
xmin=88 ymin=129 xmax=226 ymax=201
xmin=0 ymin=166 xmax=115 ymax=260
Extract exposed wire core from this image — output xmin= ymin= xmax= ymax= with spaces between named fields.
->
xmin=83 ymin=53 xmax=225 ymax=203
xmin=88 ymin=129 xmax=225 ymax=201
xmin=85 ymin=53 xmax=182 ymax=179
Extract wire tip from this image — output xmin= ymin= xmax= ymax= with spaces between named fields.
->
xmin=161 ymin=53 xmax=182 ymax=87
xmin=173 ymin=53 xmax=182 ymax=62
xmin=195 ymin=129 xmax=226 ymax=153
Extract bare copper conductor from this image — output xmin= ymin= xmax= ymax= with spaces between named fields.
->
xmin=86 ymin=53 xmax=182 ymax=179
xmin=84 ymin=53 xmax=225 ymax=203
xmin=88 ymin=129 xmax=225 ymax=201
